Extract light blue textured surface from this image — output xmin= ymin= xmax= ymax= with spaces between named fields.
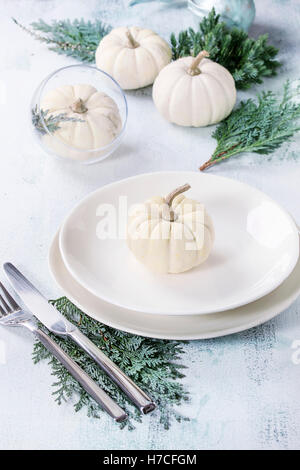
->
xmin=0 ymin=0 xmax=299 ymax=450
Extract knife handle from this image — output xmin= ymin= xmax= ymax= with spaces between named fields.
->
xmin=34 ymin=328 xmax=127 ymax=423
xmin=69 ymin=329 xmax=156 ymax=414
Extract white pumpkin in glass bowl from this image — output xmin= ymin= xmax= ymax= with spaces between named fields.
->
xmin=127 ymin=184 xmax=215 ymax=274
xmin=96 ymin=26 xmax=172 ymax=90
xmin=152 ymin=50 xmax=236 ymax=127
xmin=40 ymin=83 xmax=122 ymax=161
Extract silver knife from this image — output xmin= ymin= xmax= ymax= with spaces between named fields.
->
xmin=4 ymin=262 xmax=156 ymax=414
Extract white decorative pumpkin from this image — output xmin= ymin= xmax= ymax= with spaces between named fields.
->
xmin=127 ymin=184 xmax=214 ymax=274
xmin=96 ymin=26 xmax=172 ymax=90
xmin=40 ymin=84 xmax=122 ymax=161
xmin=152 ymin=50 xmax=236 ymax=127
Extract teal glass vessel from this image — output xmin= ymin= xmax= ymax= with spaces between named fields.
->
xmin=188 ymin=0 xmax=255 ymax=31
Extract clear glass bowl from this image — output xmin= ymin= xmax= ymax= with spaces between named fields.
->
xmin=31 ymin=65 xmax=128 ymax=165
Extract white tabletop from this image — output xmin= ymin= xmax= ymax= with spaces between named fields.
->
xmin=0 ymin=0 xmax=300 ymax=450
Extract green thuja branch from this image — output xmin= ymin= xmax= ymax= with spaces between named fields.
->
xmin=200 ymin=80 xmax=300 ymax=171
xmin=32 ymin=297 xmax=189 ymax=430
xmin=31 ymin=106 xmax=84 ymax=135
xmin=171 ymin=8 xmax=280 ymax=89
xmin=13 ymin=18 xmax=111 ymax=62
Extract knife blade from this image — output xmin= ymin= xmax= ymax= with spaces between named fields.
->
xmin=3 ymin=262 xmax=76 ymax=335
xmin=3 ymin=262 xmax=156 ymax=414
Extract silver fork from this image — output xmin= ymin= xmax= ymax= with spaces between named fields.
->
xmin=0 ymin=281 xmax=127 ymax=423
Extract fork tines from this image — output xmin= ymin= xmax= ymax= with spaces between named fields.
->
xmin=0 ymin=281 xmax=20 ymax=316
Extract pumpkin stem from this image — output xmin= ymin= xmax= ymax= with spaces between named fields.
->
xmin=71 ymin=98 xmax=88 ymax=114
xmin=163 ymin=183 xmax=191 ymax=222
xmin=188 ymin=50 xmax=210 ymax=76
xmin=126 ymin=28 xmax=139 ymax=48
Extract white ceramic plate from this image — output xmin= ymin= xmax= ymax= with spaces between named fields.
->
xmin=59 ymin=172 xmax=299 ymax=315
xmin=50 ymin=231 xmax=300 ymax=340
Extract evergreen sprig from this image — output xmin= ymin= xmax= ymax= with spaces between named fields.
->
xmin=171 ymin=8 xmax=280 ymax=89
xmin=31 ymin=106 xmax=83 ymax=135
xmin=13 ymin=18 xmax=111 ymax=62
xmin=32 ymin=297 xmax=189 ymax=430
xmin=200 ymin=80 xmax=300 ymax=171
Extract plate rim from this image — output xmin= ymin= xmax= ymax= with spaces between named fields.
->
xmin=59 ymin=171 xmax=300 ymax=316
xmin=50 ymin=230 xmax=300 ymax=340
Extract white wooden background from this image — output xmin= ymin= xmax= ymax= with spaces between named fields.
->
xmin=0 ymin=0 xmax=299 ymax=450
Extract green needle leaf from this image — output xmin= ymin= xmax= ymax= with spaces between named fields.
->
xmin=13 ymin=17 xmax=111 ymax=63
xmin=171 ymin=8 xmax=280 ymax=90
xmin=31 ymin=106 xmax=84 ymax=135
xmin=200 ymin=80 xmax=300 ymax=171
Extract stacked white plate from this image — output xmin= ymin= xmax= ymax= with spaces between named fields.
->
xmin=49 ymin=172 xmax=300 ymax=340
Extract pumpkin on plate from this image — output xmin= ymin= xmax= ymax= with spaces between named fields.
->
xmin=96 ymin=26 xmax=172 ymax=90
xmin=127 ymin=184 xmax=214 ymax=274
xmin=40 ymin=83 xmax=122 ymax=161
xmin=152 ymin=50 xmax=236 ymax=127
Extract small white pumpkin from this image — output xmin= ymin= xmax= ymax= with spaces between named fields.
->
xmin=40 ymin=83 xmax=122 ymax=161
xmin=152 ymin=50 xmax=236 ymax=127
xmin=96 ymin=26 xmax=172 ymax=90
xmin=127 ymin=184 xmax=214 ymax=274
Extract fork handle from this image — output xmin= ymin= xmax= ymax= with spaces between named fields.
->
xmin=68 ymin=328 xmax=156 ymax=414
xmin=34 ymin=329 xmax=127 ymax=422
